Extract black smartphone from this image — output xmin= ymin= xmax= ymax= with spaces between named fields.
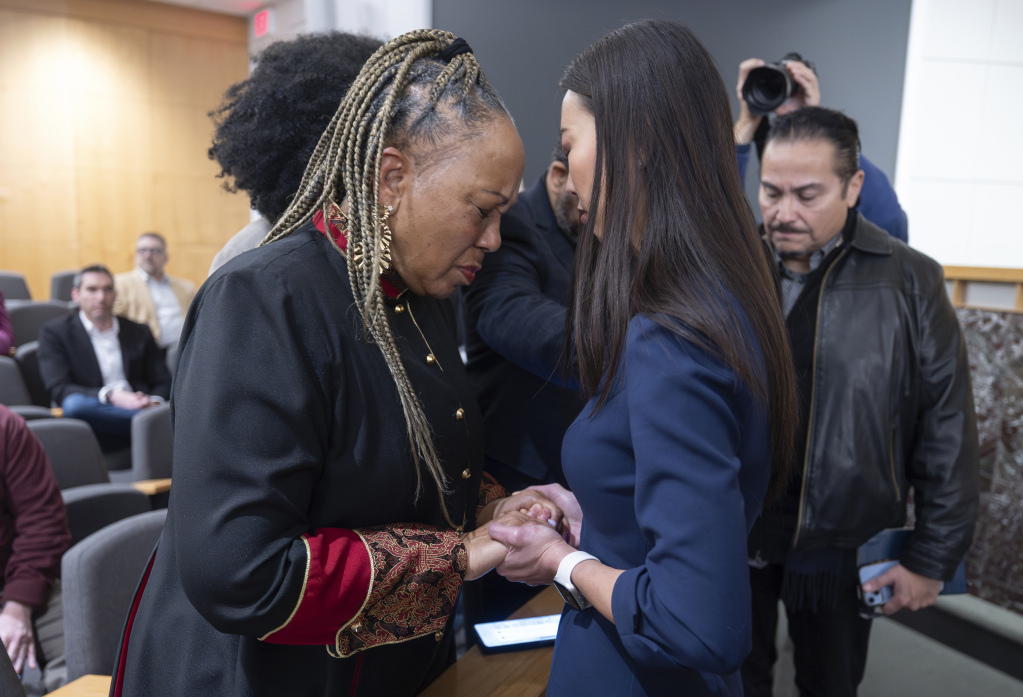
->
xmin=473 ymin=614 xmax=560 ymax=654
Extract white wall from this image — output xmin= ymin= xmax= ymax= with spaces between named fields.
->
xmin=248 ymin=0 xmax=431 ymax=54
xmin=334 ymin=0 xmax=431 ymax=39
xmin=434 ymin=0 xmax=913 ymax=195
xmin=895 ymin=0 xmax=1023 ymax=268
xmin=248 ymin=0 xmax=306 ymax=53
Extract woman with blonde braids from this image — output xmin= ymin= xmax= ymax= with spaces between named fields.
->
xmin=110 ymin=30 xmax=556 ymax=696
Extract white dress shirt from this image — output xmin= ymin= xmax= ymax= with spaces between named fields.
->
xmin=138 ymin=268 xmax=184 ymax=349
xmin=79 ymin=311 xmax=131 ymax=401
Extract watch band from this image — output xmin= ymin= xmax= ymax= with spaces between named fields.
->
xmin=553 ymin=551 xmax=598 ymax=610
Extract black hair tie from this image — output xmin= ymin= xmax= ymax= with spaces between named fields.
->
xmin=438 ymin=38 xmax=472 ymax=62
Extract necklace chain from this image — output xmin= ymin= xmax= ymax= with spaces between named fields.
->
xmin=404 ymin=297 xmax=442 ymax=371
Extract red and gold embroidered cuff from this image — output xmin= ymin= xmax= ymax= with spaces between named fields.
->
xmin=260 ymin=529 xmax=372 ymax=645
xmin=332 ymin=524 xmax=466 ymax=658
xmin=475 ymin=471 xmax=507 ymax=520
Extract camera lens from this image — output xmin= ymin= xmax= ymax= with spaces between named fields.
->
xmin=742 ymin=64 xmax=793 ymax=115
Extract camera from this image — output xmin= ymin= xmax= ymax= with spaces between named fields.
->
xmin=741 ymin=53 xmax=814 ymax=115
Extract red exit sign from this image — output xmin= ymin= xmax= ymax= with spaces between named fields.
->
xmin=254 ymin=9 xmax=271 ymax=37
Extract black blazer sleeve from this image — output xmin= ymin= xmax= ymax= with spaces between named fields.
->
xmin=38 ymin=317 xmax=101 ymax=404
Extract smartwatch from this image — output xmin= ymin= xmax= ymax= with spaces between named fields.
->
xmin=553 ymin=551 xmax=598 ymax=610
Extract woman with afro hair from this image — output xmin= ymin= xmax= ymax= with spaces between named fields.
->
xmin=207 ymin=31 xmax=382 ymax=273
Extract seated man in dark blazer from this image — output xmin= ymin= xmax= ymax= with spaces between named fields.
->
xmin=38 ymin=265 xmax=171 ymax=451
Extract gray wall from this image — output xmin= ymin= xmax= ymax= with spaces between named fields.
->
xmin=434 ymin=0 xmax=912 ymax=207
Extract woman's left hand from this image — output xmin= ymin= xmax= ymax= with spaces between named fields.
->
xmin=488 ymin=511 xmax=575 ymax=585
xmin=461 ymin=526 xmax=510 ymax=581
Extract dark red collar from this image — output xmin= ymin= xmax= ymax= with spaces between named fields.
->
xmin=312 ymin=204 xmax=403 ymax=300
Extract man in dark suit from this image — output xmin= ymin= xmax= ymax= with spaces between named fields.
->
xmin=463 ymin=145 xmax=585 ymax=493
xmin=462 ymin=147 xmax=586 ymax=627
xmin=38 ymin=265 xmax=171 ymax=451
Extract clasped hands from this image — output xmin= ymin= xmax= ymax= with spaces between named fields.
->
xmin=463 ymin=483 xmax=582 ymax=583
xmin=108 ymin=389 xmax=161 ymax=410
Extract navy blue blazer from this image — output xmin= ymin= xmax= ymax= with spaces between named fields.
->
xmin=463 ymin=175 xmax=585 ymax=486
xmin=548 ymin=315 xmax=771 ymax=696
xmin=37 ymin=312 xmax=171 ymax=404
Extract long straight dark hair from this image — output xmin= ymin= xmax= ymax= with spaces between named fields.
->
xmin=561 ymin=19 xmax=797 ymax=500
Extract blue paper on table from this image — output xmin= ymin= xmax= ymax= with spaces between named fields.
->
xmin=857 ymin=527 xmax=967 ymax=595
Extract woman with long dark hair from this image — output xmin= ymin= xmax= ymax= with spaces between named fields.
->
xmin=489 ymin=19 xmax=798 ymax=696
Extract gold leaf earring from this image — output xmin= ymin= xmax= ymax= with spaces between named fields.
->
xmin=354 ymin=204 xmax=394 ymax=276
xmin=378 ymin=204 xmax=394 ymax=276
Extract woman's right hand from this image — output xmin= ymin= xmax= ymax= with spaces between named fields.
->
xmin=488 ymin=511 xmax=575 ymax=586
xmin=461 ymin=526 xmax=509 ymax=581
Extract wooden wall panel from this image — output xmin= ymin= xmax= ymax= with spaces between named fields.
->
xmin=0 ymin=92 xmax=75 ymax=168
xmin=75 ymin=171 xmax=155 ymax=265
xmin=0 ymin=0 xmax=249 ymax=298
xmin=0 ymin=0 xmax=246 ymax=43
xmin=0 ymin=167 xmax=80 ymax=295
xmin=0 ymin=10 xmax=69 ymax=90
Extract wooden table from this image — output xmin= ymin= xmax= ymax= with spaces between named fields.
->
xmin=47 ymin=674 xmax=110 ymax=696
xmin=131 ymin=478 xmax=171 ymax=496
xmin=45 ymin=587 xmax=564 ymax=697
xmin=420 ymin=586 xmax=564 ymax=697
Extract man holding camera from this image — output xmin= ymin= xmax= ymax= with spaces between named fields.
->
xmin=734 ymin=54 xmax=909 ymax=242
xmin=741 ymin=106 xmax=977 ymax=697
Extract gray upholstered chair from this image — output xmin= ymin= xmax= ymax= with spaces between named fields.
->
xmin=6 ymin=300 xmax=72 ymax=347
xmin=0 ymin=271 xmax=31 ymax=301
xmin=7 ymin=404 xmax=53 ymax=421
xmin=62 ymin=483 xmax=151 ymax=547
xmin=104 ymin=450 xmax=135 ymax=480
xmin=0 ymin=647 xmax=26 ymax=697
xmin=26 ymin=418 xmax=149 ymax=545
xmin=26 ymin=418 xmax=110 ymax=490
xmin=26 ymin=414 xmax=136 ymax=484
xmin=13 ymin=341 xmax=50 ymax=407
xmin=165 ymin=342 xmax=178 ymax=376
xmin=130 ymin=403 xmax=172 ymax=480
xmin=0 ymin=356 xmax=51 ymax=420
xmin=0 ymin=356 xmax=33 ymax=406
xmin=50 ymin=270 xmax=77 ymax=303
xmin=61 ymin=509 xmax=167 ymax=682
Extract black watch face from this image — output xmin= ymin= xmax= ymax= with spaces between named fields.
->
xmin=553 ymin=580 xmax=581 ymax=611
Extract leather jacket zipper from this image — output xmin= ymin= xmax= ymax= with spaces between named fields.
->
xmin=792 ymin=248 xmax=848 ymax=550
xmin=889 ymin=428 xmax=902 ymax=502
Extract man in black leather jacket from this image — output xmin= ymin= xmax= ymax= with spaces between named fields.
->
xmin=741 ymin=107 xmax=979 ymax=697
